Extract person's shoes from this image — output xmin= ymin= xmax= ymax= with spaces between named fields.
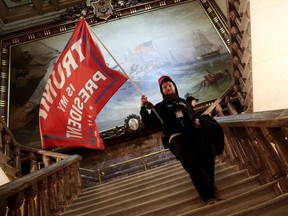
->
xmin=204 ymin=198 xmax=217 ymax=205
xmin=204 ymin=196 xmax=225 ymax=205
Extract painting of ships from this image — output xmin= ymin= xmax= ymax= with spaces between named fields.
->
xmin=195 ymin=33 xmax=221 ymax=61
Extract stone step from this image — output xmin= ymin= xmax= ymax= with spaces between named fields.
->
xmin=83 ymin=158 xmax=222 ymax=187
xmin=72 ymin=175 xmax=262 ymax=216
xmin=229 ymin=192 xmax=288 ymax=216
xmin=85 ymin=154 xmax=177 ymax=185
xmin=137 ymin=175 xmax=262 ymax=216
xmin=178 ymin=181 xmax=278 ymax=216
xmin=61 ymin=168 xmax=253 ymax=216
xmin=70 ymin=169 xmax=189 ymax=209
xmin=77 ymin=163 xmax=234 ymax=204
xmin=80 ymin=165 xmax=239 ymax=204
xmin=81 ymin=161 xmax=229 ymax=197
xmin=81 ymin=160 xmax=182 ymax=194
xmin=60 ymin=158 xmax=287 ymax=216
xmin=69 ymin=168 xmax=248 ymax=212
xmin=95 ymin=175 xmax=262 ymax=216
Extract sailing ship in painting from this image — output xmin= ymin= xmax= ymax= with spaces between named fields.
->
xmin=127 ymin=40 xmax=193 ymax=79
xmin=195 ymin=33 xmax=222 ymax=61
xmin=127 ymin=33 xmax=223 ymax=81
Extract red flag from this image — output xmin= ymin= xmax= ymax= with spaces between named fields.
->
xmin=39 ymin=18 xmax=127 ymax=150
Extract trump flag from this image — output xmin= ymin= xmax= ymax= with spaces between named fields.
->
xmin=39 ymin=18 xmax=127 ymax=150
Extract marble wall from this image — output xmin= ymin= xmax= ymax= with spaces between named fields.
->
xmin=250 ymin=0 xmax=288 ymax=111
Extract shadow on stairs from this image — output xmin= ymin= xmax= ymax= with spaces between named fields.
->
xmin=60 ymin=160 xmax=288 ymax=216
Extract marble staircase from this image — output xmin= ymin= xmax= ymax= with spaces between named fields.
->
xmin=60 ymin=159 xmax=288 ymax=216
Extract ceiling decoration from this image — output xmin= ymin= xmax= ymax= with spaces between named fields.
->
xmin=0 ymin=0 xmax=161 ymax=36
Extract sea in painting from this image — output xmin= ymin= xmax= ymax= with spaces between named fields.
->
xmin=96 ymin=52 xmax=232 ymax=131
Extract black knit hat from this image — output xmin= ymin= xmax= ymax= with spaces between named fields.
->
xmin=158 ymin=75 xmax=172 ymax=86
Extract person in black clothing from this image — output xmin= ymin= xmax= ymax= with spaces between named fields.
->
xmin=140 ymin=75 xmax=221 ymax=205
xmin=186 ymin=95 xmax=225 ymax=156
xmin=186 ymin=96 xmax=199 ymax=110
xmin=186 ymin=96 xmax=199 ymax=123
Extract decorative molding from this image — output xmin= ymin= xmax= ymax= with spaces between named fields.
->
xmin=0 ymin=0 xmax=194 ymax=36
xmin=227 ymin=0 xmax=253 ymax=112
xmin=197 ymin=0 xmax=230 ymax=50
xmin=0 ymin=12 xmax=65 ymax=36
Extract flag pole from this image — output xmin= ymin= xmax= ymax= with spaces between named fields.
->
xmin=88 ymin=25 xmax=144 ymax=96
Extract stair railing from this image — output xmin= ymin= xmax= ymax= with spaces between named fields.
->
xmin=196 ymin=65 xmax=244 ymax=117
xmin=201 ymin=79 xmax=236 ymax=116
xmin=79 ymin=69 xmax=242 ymax=186
xmin=80 ymin=149 xmax=174 ymax=184
xmin=216 ymin=109 xmax=288 ymax=194
xmin=0 ymin=118 xmax=82 ymax=216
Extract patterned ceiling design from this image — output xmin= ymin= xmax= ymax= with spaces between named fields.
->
xmin=0 ymin=0 xmax=161 ymax=36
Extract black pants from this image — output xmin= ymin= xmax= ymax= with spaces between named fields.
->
xmin=170 ymin=130 xmax=216 ymax=202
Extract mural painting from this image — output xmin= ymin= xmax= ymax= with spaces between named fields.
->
xmin=9 ymin=1 xmax=232 ymax=148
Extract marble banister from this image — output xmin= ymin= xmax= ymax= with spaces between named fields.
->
xmin=0 ymin=117 xmax=82 ymax=215
xmin=216 ymin=109 xmax=288 ymax=193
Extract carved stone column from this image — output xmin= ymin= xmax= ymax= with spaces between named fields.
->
xmin=29 ymin=152 xmax=38 ymax=173
xmin=63 ymin=167 xmax=72 ymax=205
xmin=246 ymin=127 xmax=284 ymax=184
xmin=224 ymin=96 xmax=238 ymax=115
xmin=214 ymin=104 xmax=224 ymax=117
xmin=229 ymin=127 xmax=253 ymax=173
xmin=56 ymin=170 xmax=66 ymax=212
xmin=221 ymin=127 xmax=240 ymax=168
xmin=281 ymin=127 xmax=288 ymax=140
xmin=48 ymin=174 xmax=59 ymax=215
xmin=7 ymin=193 xmax=24 ymax=216
xmin=3 ymin=134 xmax=11 ymax=157
xmin=68 ymin=165 xmax=78 ymax=200
xmin=23 ymin=185 xmax=38 ymax=216
xmin=73 ymin=162 xmax=82 ymax=195
xmin=260 ymin=127 xmax=288 ymax=193
xmin=13 ymin=147 xmax=22 ymax=176
xmin=0 ymin=200 xmax=7 ymax=216
xmin=0 ymin=123 xmax=3 ymax=152
xmin=38 ymin=179 xmax=49 ymax=216
xmin=42 ymin=155 xmax=52 ymax=167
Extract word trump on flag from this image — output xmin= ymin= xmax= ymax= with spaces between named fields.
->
xmin=39 ymin=18 xmax=127 ymax=150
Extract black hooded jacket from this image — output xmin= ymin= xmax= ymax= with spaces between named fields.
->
xmin=140 ymin=95 xmax=198 ymax=138
xmin=140 ymin=76 xmax=198 ymax=138
xmin=140 ymin=75 xmax=224 ymax=155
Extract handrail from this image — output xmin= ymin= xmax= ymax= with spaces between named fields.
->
xmin=0 ymin=117 xmax=69 ymax=160
xmin=0 ymin=155 xmax=80 ymax=200
xmin=202 ymin=79 xmax=235 ymax=115
xmin=201 ymin=70 xmax=237 ymax=116
xmin=80 ymin=148 xmax=173 ymax=184
xmin=216 ymin=109 xmax=288 ymax=127
xmin=216 ymin=109 xmax=288 ymax=194
xmin=0 ymin=118 xmax=82 ymax=215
